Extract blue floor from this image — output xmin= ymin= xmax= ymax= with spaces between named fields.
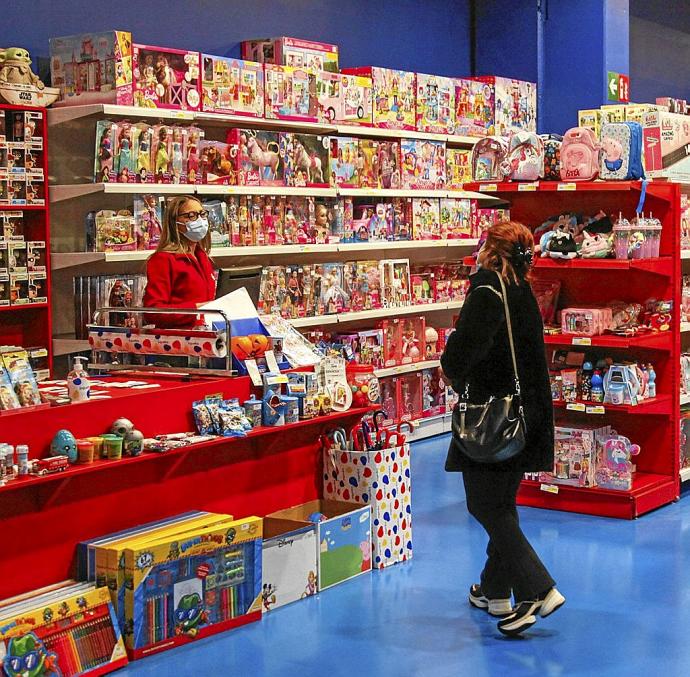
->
xmin=122 ymin=434 xmax=690 ymax=677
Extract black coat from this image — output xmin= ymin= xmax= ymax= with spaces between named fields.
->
xmin=440 ymin=268 xmax=554 ymax=473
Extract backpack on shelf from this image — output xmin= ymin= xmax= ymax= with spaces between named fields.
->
xmin=559 ymin=127 xmax=601 ymax=181
xmin=541 ymin=133 xmax=563 ymax=181
xmin=599 ymin=121 xmax=645 ymax=181
xmin=471 ymin=136 xmax=509 ymax=182
xmin=505 ymin=131 xmax=544 ymax=181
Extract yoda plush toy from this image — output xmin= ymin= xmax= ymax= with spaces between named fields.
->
xmin=0 ymin=47 xmax=44 ymax=88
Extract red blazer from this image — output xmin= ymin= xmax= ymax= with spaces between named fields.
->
xmin=143 ymin=248 xmax=216 ymax=328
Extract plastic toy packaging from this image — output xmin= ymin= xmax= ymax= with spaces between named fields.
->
xmin=377 ymin=141 xmax=402 ymax=189
xmin=401 ymin=139 xmax=446 ymax=190
xmin=198 ymin=138 xmax=237 ymax=185
xmin=560 ymin=307 xmax=612 ymax=336
xmin=411 ymin=270 xmax=435 ymax=304
xmin=380 ymin=259 xmax=411 ymax=308
xmin=133 ymin=194 xmax=163 ymax=250
xmin=379 ymin=319 xmax=402 ymax=367
xmin=219 ymin=399 xmax=253 ymax=436
xmin=2 ymin=349 xmax=41 ymax=406
xmin=330 ymin=136 xmax=359 ymax=187
xmin=399 ymin=316 xmax=425 ymax=364
xmin=613 ymin=212 xmax=662 ymax=259
xmin=397 ymin=372 xmax=423 ymax=421
xmin=412 ymin=198 xmax=441 ymax=240
xmin=422 ymin=366 xmax=447 ymax=416
xmin=416 ymin=73 xmax=456 ymax=134
xmin=281 ymin=133 xmax=329 ymax=188
xmin=595 ymin=433 xmax=641 ymax=491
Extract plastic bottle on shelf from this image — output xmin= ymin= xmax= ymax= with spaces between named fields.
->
xmin=580 ymin=361 xmax=593 ymax=402
xmin=648 ymin=364 xmax=657 ymax=399
xmin=67 ymin=356 xmax=91 ymax=403
xmin=591 ymin=370 xmax=604 ymax=403
xmin=16 ymin=445 xmax=29 ymax=476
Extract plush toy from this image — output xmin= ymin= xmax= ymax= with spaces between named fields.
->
xmin=0 ymin=48 xmax=42 ymax=87
xmin=579 ymin=231 xmax=611 ymax=258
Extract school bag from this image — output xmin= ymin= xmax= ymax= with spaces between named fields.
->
xmin=541 ymin=134 xmax=563 ymax=181
xmin=599 ymin=121 xmax=645 ymax=180
xmin=559 ymin=127 xmax=600 ymax=181
xmin=471 ymin=136 xmax=509 ymax=182
xmin=505 ymin=131 xmax=544 ymax=181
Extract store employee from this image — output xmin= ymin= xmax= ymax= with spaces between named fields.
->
xmin=143 ymin=195 xmax=216 ymax=328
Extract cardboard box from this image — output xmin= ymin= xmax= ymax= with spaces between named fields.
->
xmin=454 ymin=78 xmax=495 ymax=137
xmin=261 ymin=518 xmax=318 ymax=610
xmin=268 ymin=499 xmax=371 ymax=590
xmin=242 ymin=36 xmax=339 ymax=72
xmin=401 ymin=138 xmax=446 ymax=190
xmin=472 ymin=76 xmax=537 ymax=136
xmin=416 ymin=73 xmax=456 ymax=134
xmin=643 ymin=110 xmax=690 ymax=180
xmin=50 ymin=30 xmax=134 ymax=106
xmin=318 ymin=72 xmax=372 ymax=125
xmin=201 ymin=55 xmax=264 ymax=117
xmin=264 ymin=64 xmax=319 ymax=122
xmin=577 ymin=109 xmax=603 ymax=138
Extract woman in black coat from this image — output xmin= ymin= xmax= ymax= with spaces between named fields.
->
xmin=441 ymin=220 xmax=564 ymax=637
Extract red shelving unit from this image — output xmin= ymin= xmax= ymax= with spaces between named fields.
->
xmin=468 ymin=180 xmax=680 ymax=519
xmin=0 ymin=103 xmax=53 ymax=373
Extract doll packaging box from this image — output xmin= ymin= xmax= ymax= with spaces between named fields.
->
xmin=342 ymin=66 xmax=416 ymax=130
xmin=377 ymin=140 xmax=402 ymax=189
xmin=440 ymin=198 xmax=472 ymax=238
xmin=401 ymin=139 xmax=446 ymax=190
xmin=201 ymin=55 xmax=264 ymax=117
xmin=264 ymin=65 xmax=319 ymax=122
xmin=454 ymin=78 xmax=495 ymax=137
xmin=242 ymin=36 xmax=339 ymax=72
xmin=281 ymin=133 xmax=330 ymax=188
xmin=416 ymin=73 xmax=456 ymax=134
xmin=318 ymin=72 xmax=373 ymax=125
xmin=473 ymin=76 xmax=537 ymax=135
xmin=231 ymin=129 xmax=282 ymax=186
xmin=412 ymin=198 xmax=441 ymax=240
xmin=446 ymin=148 xmax=473 ymax=189
xmin=132 ymin=44 xmax=201 ymax=111
xmin=329 ymin=136 xmax=359 ymax=187
xmin=50 ymin=30 xmax=134 ymax=106
xmin=357 ymin=139 xmax=380 ymax=188
xmin=643 ymin=111 xmax=690 ymax=181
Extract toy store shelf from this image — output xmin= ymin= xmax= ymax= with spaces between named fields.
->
xmin=518 ymin=472 xmax=677 ymax=519
xmin=680 ymin=467 xmax=690 ymax=482
xmin=0 ymin=303 xmax=49 ymax=313
xmin=338 ymin=188 xmax=449 ymax=199
xmin=374 ymin=359 xmax=441 ymax=378
xmin=290 ymin=315 xmax=339 ymax=328
xmin=52 ymin=338 xmax=90 ymax=356
xmin=0 ymin=406 xmax=371 ymax=497
xmin=196 ymin=185 xmax=338 ymax=198
xmin=543 ymin=332 xmax=672 ymax=351
xmin=682 ymin=322 xmax=690 ymax=333
xmin=334 ymin=125 xmax=478 ymax=147
xmin=554 ymin=394 xmax=672 ymax=417
xmin=50 ymin=183 xmax=197 ymax=202
xmin=51 ymin=252 xmax=111 ymax=269
xmin=406 ymin=412 xmax=451 ymax=442
xmin=194 ymin=112 xmax=334 ymax=133
xmin=681 ymin=393 xmax=690 ymax=407
xmin=463 ymin=180 xmax=654 ymax=194
xmin=47 ymin=104 xmax=197 ymax=126
xmin=533 ymin=256 xmax=673 ymax=275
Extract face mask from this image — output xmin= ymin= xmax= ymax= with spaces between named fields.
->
xmin=178 ymin=217 xmax=208 ymax=242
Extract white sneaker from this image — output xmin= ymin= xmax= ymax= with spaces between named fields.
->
xmin=536 ymin=587 xmax=566 ymax=618
xmin=469 ymin=584 xmax=513 ymax=617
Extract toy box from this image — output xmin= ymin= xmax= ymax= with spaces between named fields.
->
xmin=133 ymin=194 xmax=164 ymax=249
xmin=454 ymin=78 xmax=495 ymax=136
xmin=94 ymin=120 xmax=116 ymax=182
xmin=281 ymin=133 xmax=330 ymax=187
xmin=577 ymin=109 xmax=603 ymax=138
xmin=600 ymin=104 xmax=626 ymax=123
xmin=50 ymin=30 xmax=134 ymax=106
xmin=412 ymin=198 xmax=441 ymax=240
xmin=440 ymin=198 xmax=472 ymax=238
xmin=123 ymin=516 xmax=262 ymax=659
xmin=132 ymin=44 xmax=201 ymax=111
xmin=329 ymin=136 xmax=359 ymax=187
xmin=342 ymin=66 xmax=416 ymax=130
xmin=264 ymin=64 xmax=319 ymax=122
xmin=261 ymin=519 xmax=318 ymax=610
xmin=474 ymin=76 xmax=537 ymax=135
xmin=624 ymin=103 xmax=668 ymax=125
xmin=416 ymin=73 xmax=456 ymax=134
xmin=401 ymin=138 xmax=446 ymax=190
xmin=283 ymin=196 xmax=316 ymax=244
xmin=380 ymin=259 xmax=411 ymax=307
xmin=346 ymin=260 xmax=383 ymax=311
xmin=268 ymin=499 xmax=372 ymax=590
xmin=201 ymin=55 xmax=264 ymax=117
xmin=230 ymin=129 xmax=281 ymax=186
xmin=94 ymin=209 xmax=137 ymax=252
xmin=643 ymin=111 xmax=690 ymax=181
xmin=198 ymin=139 xmax=238 ymax=185
xmin=151 ymin=124 xmax=174 ymax=183
xmin=242 ymin=36 xmax=339 ymax=72
xmin=25 ymin=177 xmax=45 ymax=206
xmin=377 ymin=140 xmax=402 ymax=189
xmin=319 ymin=262 xmax=349 ymax=314
xmin=112 ymin=121 xmax=137 ymax=183
xmin=656 ymin=97 xmax=685 ymax=114
xmin=411 ymin=269 xmax=435 ymax=304
xmin=357 ymin=139 xmax=379 ymax=188
xmin=472 ymin=206 xmax=510 ymax=238
xmin=357 ymin=328 xmax=385 ymax=368
xmin=318 ymin=71 xmax=373 ymax=125
xmin=378 ymin=318 xmax=402 ymax=367
xmin=391 ymin=197 xmax=413 ymax=240
xmin=397 ymin=371 xmax=423 ymax=421
xmin=0 ymin=585 xmax=128 ymax=676
xmin=446 ymin=148 xmax=473 ymax=189
xmin=399 ymin=315 xmax=425 ymax=364
xmin=422 ymin=366 xmax=447 ymax=417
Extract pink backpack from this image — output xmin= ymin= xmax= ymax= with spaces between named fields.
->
xmin=559 ymin=127 xmax=601 ymax=181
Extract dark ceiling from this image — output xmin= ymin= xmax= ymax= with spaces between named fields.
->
xmin=630 ymin=0 xmax=690 ymax=34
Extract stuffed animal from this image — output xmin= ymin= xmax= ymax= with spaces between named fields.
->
xmin=580 ymin=231 xmax=611 ymax=258
xmin=0 ymin=47 xmax=43 ymax=87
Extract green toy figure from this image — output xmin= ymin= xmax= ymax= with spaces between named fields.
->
xmin=0 ymin=48 xmax=43 ymax=87
xmin=3 ymin=633 xmax=61 ymax=677
xmin=173 ymin=593 xmax=208 ymax=638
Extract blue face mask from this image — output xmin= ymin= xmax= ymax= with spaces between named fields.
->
xmin=179 ymin=217 xmax=208 ymax=242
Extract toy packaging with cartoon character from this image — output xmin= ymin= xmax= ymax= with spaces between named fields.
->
xmin=229 ymin=128 xmax=282 ymax=187
xmin=473 ymin=76 xmax=537 ymax=136
xmin=416 ymin=73 xmax=456 ymax=134
xmin=280 ymin=133 xmax=330 ymax=188
xmin=401 ymin=139 xmax=446 ymax=190
xmin=318 ymin=72 xmax=372 ymax=125
xmin=123 ymin=516 xmax=262 ymax=659
xmin=201 ymin=55 xmax=264 ymax=117
xmin=241 ymin=36 xmax=339 ymax=73
xmin=454 ymin=78 xmax=495 ymax=137
xmin=264 ymin=65 xmax=319 ymax=122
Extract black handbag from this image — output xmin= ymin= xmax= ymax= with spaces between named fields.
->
xmin=450 ymin=273 xmax=526 ymax=464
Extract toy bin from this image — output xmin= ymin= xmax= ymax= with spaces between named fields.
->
xmin=261 ymin=518 xmax=318 ymax=611
xmin=323 ymin=441 xmax=412 ymax=569
xmin=268 ymin=500 xmax=371 ymax=590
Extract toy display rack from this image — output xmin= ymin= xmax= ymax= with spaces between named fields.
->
xmin=464 ymin=180 xmax=681 ymax=518
xmin=681 ymin=184 xmax=690 ymax=482
xmin=0 ymin=104 xmax=53 ymax=375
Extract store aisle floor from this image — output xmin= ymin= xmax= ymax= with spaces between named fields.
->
xmin=121 ymin=434 xmax=690 ymax=677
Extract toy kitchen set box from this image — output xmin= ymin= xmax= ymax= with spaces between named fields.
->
xmin=643 ymin=110 xmax=690 ymax=181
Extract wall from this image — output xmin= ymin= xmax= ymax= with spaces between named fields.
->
xmin=0 ymin=0 xmax=472 ymax=77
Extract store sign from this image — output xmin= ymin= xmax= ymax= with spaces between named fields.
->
xmin=608 ymin=71 xmax=630 ymax=102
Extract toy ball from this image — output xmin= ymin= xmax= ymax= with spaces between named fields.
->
xmin=308 ymin=512 xmax=328 ymax=524
xmin=231 ymin=336 xmax=254 ymax=361
xmin=111 ymin=418 xmax=135 ymax=438
xmin=249 ymin=334 xmax=269 ymax=356
xmin=50 ymin=429 xmax=77 ymax=464
xmin=361 ymin=385 xmax=369 ymax=394
xmin=123 ymin=429 xmax=145 ymax=457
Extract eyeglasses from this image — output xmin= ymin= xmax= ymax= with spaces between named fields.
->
xmin=178 ymin=210 xmax=208 ymax=220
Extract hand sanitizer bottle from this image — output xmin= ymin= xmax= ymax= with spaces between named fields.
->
xmin=648 ymin=364 xmax=656 ymax=399
xmin=67 ymin=356 xmax=91 ymax=402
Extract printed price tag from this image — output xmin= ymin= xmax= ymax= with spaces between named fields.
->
xmin=540 ymin=483 xmax=560 ymax=494
xmin=557 ymin=183 xmax=577 ymax=191
xmin=172 ymin=111 xmax=194 ymax=120
xmin=518 ymin=183 xmax=538 ymax=191
xmin=572 ymin=337 xmax=592 ymax=346
xmin=566 ymin=403 xmax=586 ymax=412
xmin=265 ymin=350 xmax=280 ymax=374
xmin=245 ymin=359 xmax=263 ymax=387
xmin=297 ymin=245 xmax=312 ymax=253
xmin=586 ymin=405 xmax=606 ymax=415
xmin=479 ymin=183 xmax=498 ymax=192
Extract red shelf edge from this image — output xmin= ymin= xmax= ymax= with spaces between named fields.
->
xmin=553 ymin=394 xmax=671 ymax=416
xmin=543 ymin=332 xmax=672 ymax=350
xmin=0 ymin=302 xmax=50 ymax=313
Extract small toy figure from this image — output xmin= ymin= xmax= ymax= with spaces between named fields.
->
xmin=262 ymin=583 xmax=277 ymax=611
xmin=3 ymin=633 xmax=61 ymax=677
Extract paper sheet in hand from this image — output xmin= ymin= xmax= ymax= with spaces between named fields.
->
xmin=200 ymin=287 xmax=258 ymax=323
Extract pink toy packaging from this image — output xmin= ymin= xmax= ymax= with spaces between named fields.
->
xmin=595 ymin=434 xmax=641 ymax=491
xmin=377 ymin=141 xmax=402 ymax=189
xmin=379 ymin=376 xmax=397 ymax=424
xmin=329 ymin=137 xmax=359 ymax=188
xmin=380 ymin=259 xmax=411 ymax=307
xmin=50 ymin=31 xmax=134 ymax=107
xmin=281 ymin=133 xmax=330 ymax=188
xmin=241 ymin=37 xmax=339 ymax=72
xmin=454 ymin=78 xmax=495 ymax=136
xmin=379 ymin=319 xmax=402 ymax=367
xmin=283 ymin=197 xmax=316 ymax=245
xmin=412 ymin=198 xmax=441 ymax=240
xmin=358 ymin=139 xmax=379 ymax=188
xmin=133 ymin=122 xmax=155 ymax=184
xmin=422 ymin=367 xmax=447 ymax=417
xmin=318 ymin=72 xmax=373 ymax=125
xmin=342 ymin=66 xmax=416 ymax=130
xmin=357 ymin=329 xmax=385 ymax=369
xmin=391 ymin=197 xmax=413 ymax=241
xmin=151 ymin=124 xmax=173 ymax=183
xmin=231 ymin=129 xmax=282 ymax=186
xmin=397 ymin=372 xmax=423 ymax=421
xmin=643 ymin=111 xmax=690 ymax=181
xmin=264 ymin=65 xmax=319 ymax=122
xmin=399 ymin=315 xmax=425 ymax=364
xmin=473 ymin=76 xmax=537 ymax=135
xmin=440 ymin=198 xmax=472 ymax=238
xmin=201 ymin=54 xmax=264 ymax=117
xmin=348 ymin=260 xmax=383 ymax=311
xmin=446 ymin=148 xmax=473 ymax=189
xmin=411 ymin=269 xmax=435 ymax=304
xmin=401 ymin=139 xmax=446 ymax=190
xmin=198 ymin=139 xmax=238 ymax=185
xmin=416 ymin=73 xmax=456 ymax=134
xmin=184 ymin=125 xmax=204 ymax=183
xmin=132 ymin=44 xmax=201 ymax=111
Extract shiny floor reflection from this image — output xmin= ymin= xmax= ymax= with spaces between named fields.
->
xmin=122 ymin=434 xmax=690 ymax=677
